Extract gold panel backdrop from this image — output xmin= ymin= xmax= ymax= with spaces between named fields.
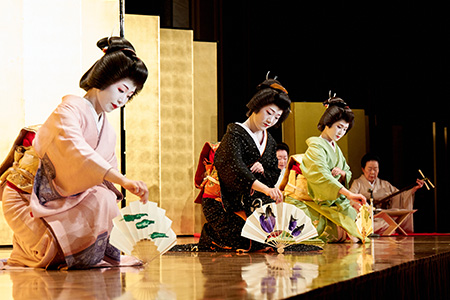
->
xmin=193 ymin=42 xmax=218 ymax=233
xmin=124 ymin=15 xmax=162 ymax=205
xmin=160 ymin=28 xmax=195 ymax=235
xmin=282 ymin=102 xmax=367 ymax=183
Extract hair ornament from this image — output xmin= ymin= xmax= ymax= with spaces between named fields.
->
xmin=323 ymin=90 xmax=350 ymax=109
xmin=270 ymin=83 xmax=288 ymax=94
xmin=329 ymin=90 xmax=336 ymax=98
xmin=266 ymin=71 xmax=278 ymax=81
xmin=265 ymin=71 xmax=287 ymax=94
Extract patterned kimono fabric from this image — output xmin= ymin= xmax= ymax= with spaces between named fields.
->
xmin=284 ymin=137 xmax=364 ymax=243
xmin=199 ymin=123 xmax=280 ymax=251
xmin=350 ymin=175 xmax=415 ymax=233
xmin=1 ymin=95 xmax=122 ymax=269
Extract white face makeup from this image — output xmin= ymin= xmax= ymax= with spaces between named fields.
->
xmin=321 ymin=120 xmax=349 ymax=142
xmin=97 ymin=79 xmax=137 ymax=113
xmin=252 ymin=104 xmax=283 ymax=131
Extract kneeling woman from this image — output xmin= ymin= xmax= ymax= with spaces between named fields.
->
xmin=1 ymin=37 xmax=149 ymax=269
xmin=199 ymin=78 xmax=291 ymax=251
xmin=284 ymin=95 xmax=367 ymax=243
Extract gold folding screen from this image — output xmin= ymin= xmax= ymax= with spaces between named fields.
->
xmin=124 ymin=16 xmax=217 ymax=235
xmin=123 ymin=15 xmax=161 ymax=205
xmin=159 ymin=28 xmax=195 ymax=235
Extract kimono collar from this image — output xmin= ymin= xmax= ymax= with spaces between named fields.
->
xmin=320 ymin=136 xmax=336 ymax=152
xmin=362 ymin=174 xmax=377 ymax=188
xmin=84 ymin=98 xmax=104 ymax=133
xmin=236 ymin=122 xmax=267 ymax=155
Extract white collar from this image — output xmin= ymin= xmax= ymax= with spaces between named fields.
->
xmin=84 ymin=98 xmax=103 ymax=133
xmin=236 ymin=122 xmax=267 ymax=155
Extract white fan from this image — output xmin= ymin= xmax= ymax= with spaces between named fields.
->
xmin=109 ymin=200 xmax=177 ymax=263
xmin=241 ymin=202 xmax=318 ymax=253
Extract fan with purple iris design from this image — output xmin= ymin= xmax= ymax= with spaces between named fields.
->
xmin=241 ymin=202 xmax=318 ymax=253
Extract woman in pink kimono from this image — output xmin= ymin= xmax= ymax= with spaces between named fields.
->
xmin=1 ymin=37 xmax=148 ymax=269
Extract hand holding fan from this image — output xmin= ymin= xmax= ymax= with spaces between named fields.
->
xmin=241 ymin=202 xmax=318 ymax=253
xmin=109 ymin=200 xmax=177 ymax=263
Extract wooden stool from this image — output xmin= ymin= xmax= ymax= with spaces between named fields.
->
xmin=374 ymin=209 xmax=417 ymax=236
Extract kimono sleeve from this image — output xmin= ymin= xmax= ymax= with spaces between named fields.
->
xmin=214 ymin=130 xmax=256 ymax=194
xmin=33 ymin=99 xmax=113 ymax=197
xmin=301 ymin=140 xmax=343 ymax=201
xmin=338 ymin=150 xmax=352 ymax=188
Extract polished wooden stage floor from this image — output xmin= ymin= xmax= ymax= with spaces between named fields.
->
xmin=1 ymin=235 xmax=449 ymax=299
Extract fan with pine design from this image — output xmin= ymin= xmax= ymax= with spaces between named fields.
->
xmin=109 ymin=200 xmax=177 ymax=263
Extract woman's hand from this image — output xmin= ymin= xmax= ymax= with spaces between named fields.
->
xmin=250 ymin=162 xmax=264 ymax=174
xmin=331 ymin=167 xmax=347 ymax=185
xmin=349 ymin=199 xmax=363 ymax=211
xmin=331 ymin=167 xmax=345 ymax=178
xmin=252 ymin=180 xmax=283 ymax=203
xmin=412 ymin=179 xmax=425 ymax=193
xmin=105 ymin=168 xmax=149 ymax=204
xmin=266 ymin=187 xmax=284 ymax=203
xmin=339 ymin=187 xmax=367 ymax=211
xmin=347 ymin=192 xmax=367 ymax=211
xmin=123 ymin=178 xmax=149 ymax=204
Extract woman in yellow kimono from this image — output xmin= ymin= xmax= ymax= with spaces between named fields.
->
xmin=284 ymin=95 xmax=367 ymax=242
xmin=1 ymin=36 xmax=149 ymax=269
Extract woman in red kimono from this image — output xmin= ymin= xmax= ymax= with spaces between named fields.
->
xmin=1 ymin=36 xmax=148 ymax=269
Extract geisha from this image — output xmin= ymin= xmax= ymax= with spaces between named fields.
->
xmin=1 ymin=36 xmax=149 ymax=269
xmin=284 ymin=94 xmax=367 ymax=243
xmin=198 ymin=77 xmax=292 ymax=251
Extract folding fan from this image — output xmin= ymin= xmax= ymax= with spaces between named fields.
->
xmin=109 ymin=200 xmax=177 ymax=263
xmin=241 ymin=202 xmax=318 ymax=253
xmin=355 ymin=204 xmax=373 ymax=243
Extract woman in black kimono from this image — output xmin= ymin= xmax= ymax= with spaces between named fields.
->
xmin=199 ymin=78 xmax=292 ymax=251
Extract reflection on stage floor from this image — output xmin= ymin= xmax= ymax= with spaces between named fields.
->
xmin=1 ymin=235 xmax=449 ymax=299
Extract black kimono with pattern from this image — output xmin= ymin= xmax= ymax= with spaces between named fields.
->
xmin=199 ymin=123 xmax=280 ymax=251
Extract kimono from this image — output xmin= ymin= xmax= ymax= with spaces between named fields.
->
xmin=1 ymin=95 xmax=122 ymax=269
xmin=199 ymin=123 xmax=280 ymax=251
xmin=350 ymin=175 xmax=415 ymax=233
xmin=284 ymin=137 xmax=364 ymax=242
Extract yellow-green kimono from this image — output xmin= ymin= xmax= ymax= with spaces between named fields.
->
xmin=284 ymin=137 xmax=364 ymax=242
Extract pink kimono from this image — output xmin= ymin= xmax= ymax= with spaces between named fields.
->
xmin=1 ymin=95 xmax=122 ymax=269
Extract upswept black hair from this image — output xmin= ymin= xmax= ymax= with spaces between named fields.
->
xmin=79 ymin=36 xmax=148 ymax=100
xmin=317 ymin=92 xmax=354 ymax=133
xmin=246 ymin=78 xmax=291 ymax=127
